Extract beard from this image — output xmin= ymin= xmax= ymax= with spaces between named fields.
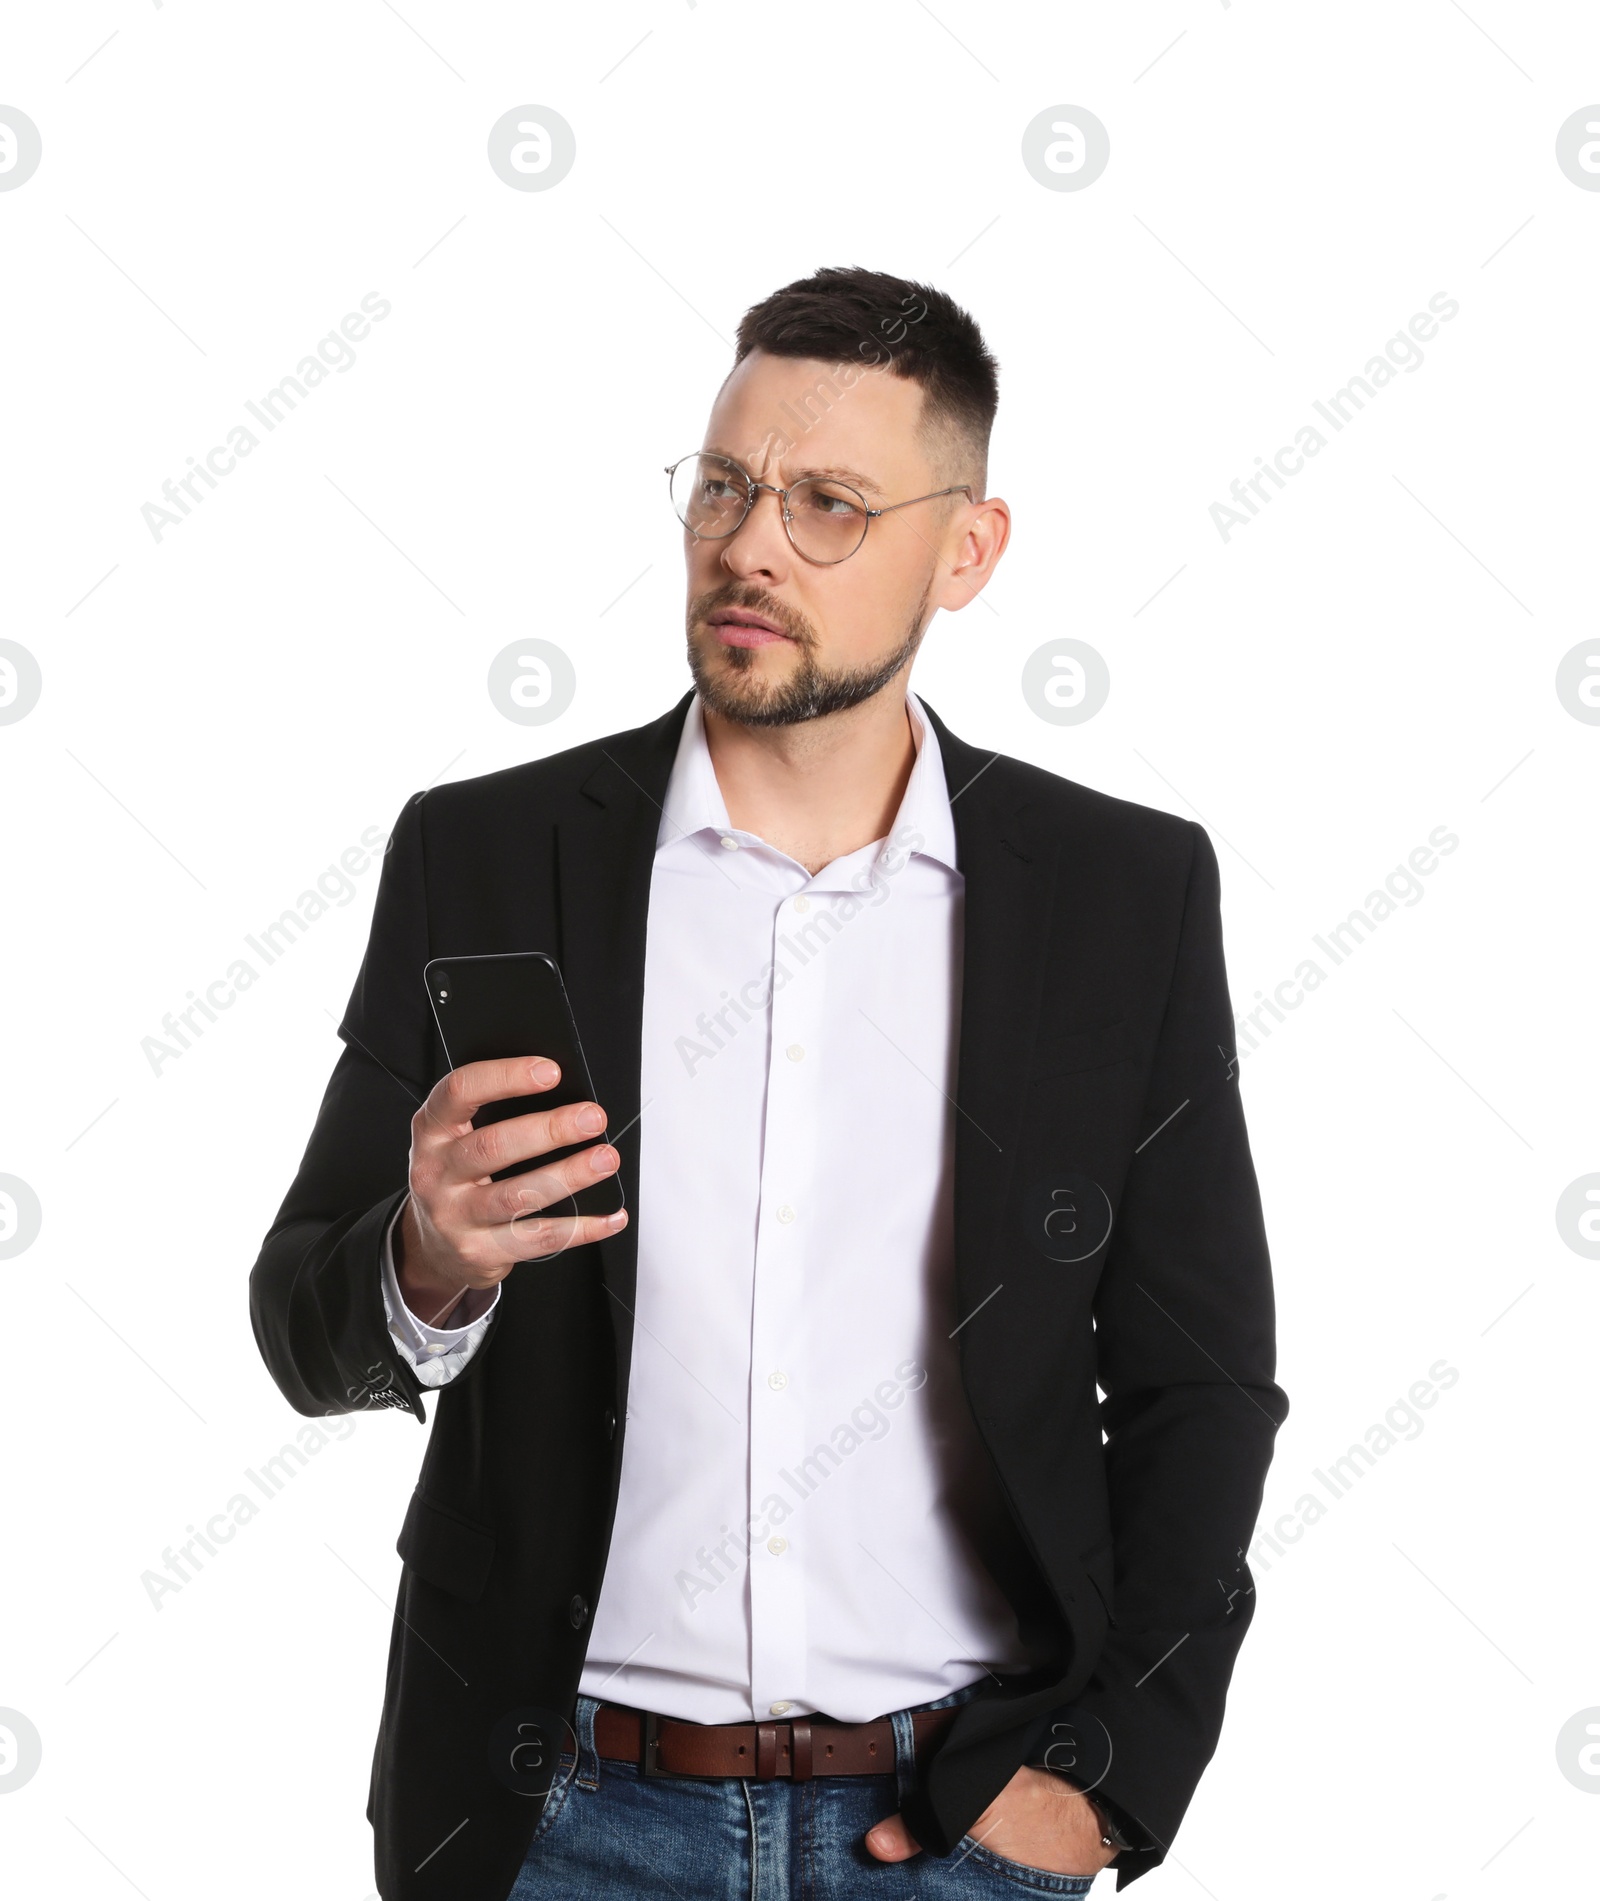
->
xmin=685 ymin=577 xmax=933 ymax=728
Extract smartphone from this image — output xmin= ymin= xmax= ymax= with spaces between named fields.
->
xmin=422 ymin=951 xmax=625 ymax=1220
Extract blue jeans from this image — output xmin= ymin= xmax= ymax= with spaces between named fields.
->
xmin=506 ymin=1683 xmax=1097 ymax=1899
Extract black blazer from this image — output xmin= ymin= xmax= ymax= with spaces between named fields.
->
xmin=249 ymin=690 xmax=1286 ymax=1897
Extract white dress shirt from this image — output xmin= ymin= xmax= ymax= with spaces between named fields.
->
xmin=380 ymin=689 xmax=1033 ymax=1723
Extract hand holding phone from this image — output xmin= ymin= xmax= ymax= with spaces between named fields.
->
xmin=394 ymin=954 xmax=628 ymax=1324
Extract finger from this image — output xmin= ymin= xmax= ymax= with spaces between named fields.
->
xmin=418 ymin=1200 xmax=627 ymax=1288
xmin=864 ymin=1815 xmax=921 ymax=1862
xmin=448 ymin=1097 xmax=609 ymax=1184
xmin=472 ymin=1138 xmax=621 ymax=1229
xmin=415 ymin=1056 xmax=563 ymax=1146
xmin=487 ymin=1206 xmax=627 ymax=1266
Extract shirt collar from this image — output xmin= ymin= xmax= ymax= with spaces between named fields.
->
xmin=656 ymin=688 xmax=958 ymax=875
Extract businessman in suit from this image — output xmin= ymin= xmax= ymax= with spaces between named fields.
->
xmin=250 ymin=266 xmax=1286 ymax=1899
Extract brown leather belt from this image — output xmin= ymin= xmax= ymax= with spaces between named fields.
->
xmin=593 ymin=1701 xmax=959 ymax=1781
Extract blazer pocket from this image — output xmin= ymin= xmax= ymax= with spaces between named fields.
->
xmin=1026 ymin=1017 xmax=1134 ymax=1085
xmin=396 ymin=1487 xmax=496 ymax=1602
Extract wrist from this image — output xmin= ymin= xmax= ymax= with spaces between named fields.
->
xmin=394 ymin=1204 xmax=467 ymax=1324
xmin=1024 ymin=1759 xmax=1136 ymax=1856
xmin=1074 ymin=1787 xmax=1131 ymax=1856
xmin=397 ymin=1262 xmax=468 ymax=1327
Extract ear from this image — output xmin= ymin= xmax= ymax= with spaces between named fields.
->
xmin=933 ymin=493 xmax=1011 ymax=614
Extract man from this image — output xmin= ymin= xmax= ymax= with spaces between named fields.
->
xmin=249 ymin=266 xmax=1286 ymax=1900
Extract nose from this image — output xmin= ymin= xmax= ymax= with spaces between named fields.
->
xmin=719 ymin=485 xmax=792 ymax=583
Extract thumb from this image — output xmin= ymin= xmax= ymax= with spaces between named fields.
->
xmin=864 ymin=1813 xmax=922 ymax=1862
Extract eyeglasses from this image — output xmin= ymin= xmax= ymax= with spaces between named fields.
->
xmin=665 ymin=452 xmax=973 ymax=566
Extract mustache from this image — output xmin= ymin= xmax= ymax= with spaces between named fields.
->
xmin=689 ymin=587 xmax=812 ymax=646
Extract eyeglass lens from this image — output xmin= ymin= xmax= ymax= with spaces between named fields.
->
xmin=669 ymin=454 xmax=869 ymax=562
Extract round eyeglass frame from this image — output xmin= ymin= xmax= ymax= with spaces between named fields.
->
xmin=664 ymin=453 xmax=974 ymax=566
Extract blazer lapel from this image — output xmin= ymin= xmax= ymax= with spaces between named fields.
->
xmin=916 ymin=699 xmax=1063 ymax=1370
xmin=553 ymin=690 xmax=694 ymax=1410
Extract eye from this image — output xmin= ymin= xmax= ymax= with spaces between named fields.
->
xmin=798 ymin=484 xmax=864 ymax=518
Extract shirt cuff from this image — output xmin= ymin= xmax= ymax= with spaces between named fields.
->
xmin=379 ymin=1201 xmax=500 ymax=1388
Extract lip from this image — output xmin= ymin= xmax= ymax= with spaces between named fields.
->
xmin=707 ymin=610 xmax=793 ymax=648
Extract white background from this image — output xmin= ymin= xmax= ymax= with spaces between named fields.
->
xmin=2 ymin=4 xmax=1597 ymax=1898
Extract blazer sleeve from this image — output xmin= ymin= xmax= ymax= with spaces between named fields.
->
xmin=247 ymin=790 xmax=447 ymax=1424
xmin=1045 ymin=820 xmax=1289 ymax=1886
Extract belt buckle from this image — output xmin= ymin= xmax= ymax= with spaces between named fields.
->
xmin=639 ymin=1709 xmax=699 ymax=1780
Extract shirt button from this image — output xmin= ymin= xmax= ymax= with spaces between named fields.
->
xmin=786 ymin=1044 xmax=805 ymax=1063
xmin=569 ymin=1594 xmax=589 ymax=1629
xmin=770 ymin=1701 xmax=792 ymax=1716
xmin=424 ymin=1342 xmax=448 ymax=1356
xmin=719 ymin=835 xmax=739 ymax=851
xmin=793 ymin=895 xmax=810 ymax=913
xmin=767 ymin=1536 xmax=788 ymax=1556
xmin=776 ymin=1204 xmax=796 ymax=1224
xmin=767 ymin=1370 xmax=788 ymax=1390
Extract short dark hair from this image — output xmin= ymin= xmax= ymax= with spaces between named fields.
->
xmin=732 ymin=266 xmax=999 ymax=493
